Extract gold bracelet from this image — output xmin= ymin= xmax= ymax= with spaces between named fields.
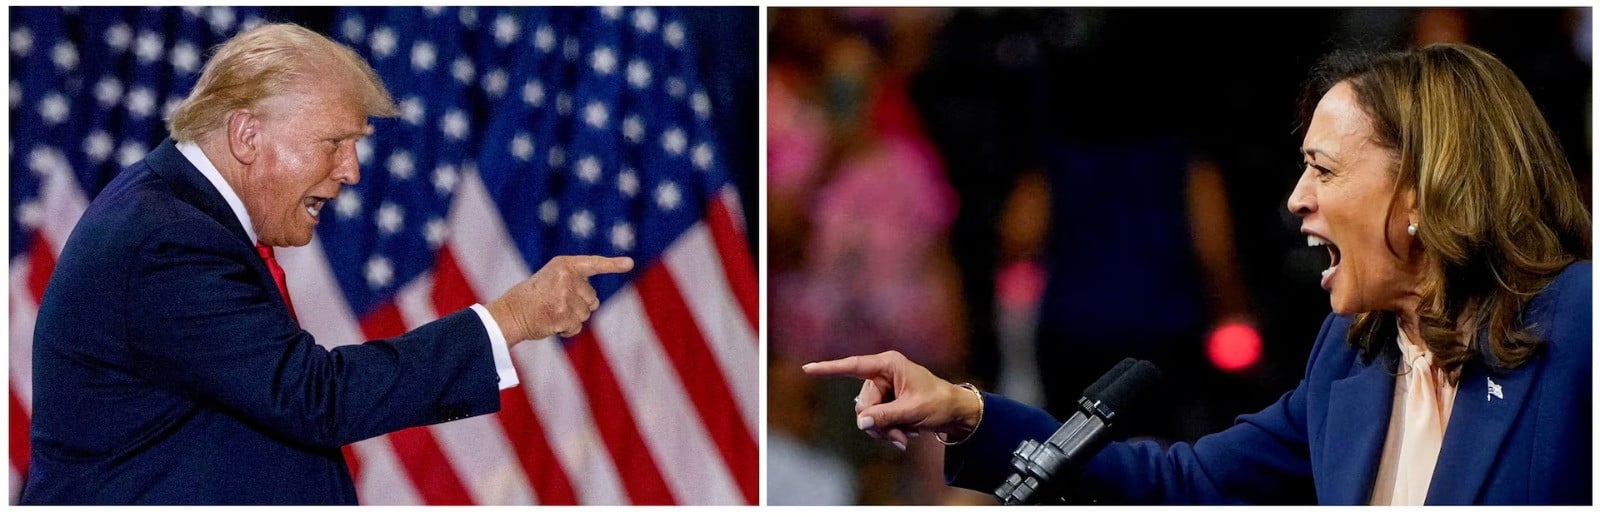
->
xmin=936 ymin=382 xmax=983 ymax=446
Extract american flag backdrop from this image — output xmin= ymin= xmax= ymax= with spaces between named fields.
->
xmin=8 ymin=6 xmax=758 ymax=505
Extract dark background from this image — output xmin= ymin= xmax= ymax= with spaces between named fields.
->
xmin=767 ymin=7 xmax=1590 ymax=505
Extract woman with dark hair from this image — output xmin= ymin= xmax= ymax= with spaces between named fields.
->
xmin=803 ymin=43 xmax=1591 ymax=504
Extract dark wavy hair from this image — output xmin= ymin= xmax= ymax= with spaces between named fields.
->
xmin=1299 ymin=44 xmax=1590 ymax=376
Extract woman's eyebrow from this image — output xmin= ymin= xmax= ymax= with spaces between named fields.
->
xmin=1301 ymin=147 xmax=1339 ymax=165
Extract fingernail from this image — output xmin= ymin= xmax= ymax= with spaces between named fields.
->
xmin=856 ymin=416 xmax=875 ymax=430
xmin=907 ymin=431 xmax=921 ymax=438
xmin=892 ymin=441 xmax=907 ymax=451
xmin=801 ymin=363 xmax=815 ymax=372
xmin=852 ymin=396 xmax=860 ymax=404
xmin=865 ymin=429 xmax=882 ymax=440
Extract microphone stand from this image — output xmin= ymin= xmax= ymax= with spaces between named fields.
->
xmin=993 ymin=358 xmax=1160 ymax=505
xmin=993 ymin=396 xmax=1117 ymax=505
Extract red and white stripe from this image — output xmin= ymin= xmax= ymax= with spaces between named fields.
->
xmin=10 ymin=254 xmax=42 ymax=504
xmin=9 ymin=153 xmax=91 ymax=504
xmin=8 ymin=166 xmax=756 ymax=505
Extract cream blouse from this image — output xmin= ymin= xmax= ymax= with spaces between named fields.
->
xmin=1368 ymin=330 xmax=1458 ymax=505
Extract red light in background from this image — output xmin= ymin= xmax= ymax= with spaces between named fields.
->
xmin=1207 ymin=322 xmax=1262 ymax=373
xmin=995 ymin=260 xmax=1046 ymax=311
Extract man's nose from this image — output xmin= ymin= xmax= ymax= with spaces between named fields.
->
xmin=335 ymin=142 xmax=361 ymax=185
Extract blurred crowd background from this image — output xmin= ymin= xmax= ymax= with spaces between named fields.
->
xmin=766 ymin=7 xmax=1591 ymax=505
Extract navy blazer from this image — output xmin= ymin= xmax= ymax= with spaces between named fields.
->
xmin=23 ymin=140 xmax=503 ymax=504
xmin=947 ymin=262 xmax=1591 ymax=504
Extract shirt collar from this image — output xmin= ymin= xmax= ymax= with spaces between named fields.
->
xmin=176 ymin=140 xmax=258 ymax=244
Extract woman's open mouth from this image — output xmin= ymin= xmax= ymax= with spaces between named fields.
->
xmin=1307 ymin=234 xmax=1341 ymax=290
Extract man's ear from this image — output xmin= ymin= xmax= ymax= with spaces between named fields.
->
xmin=225 ymin=108 xmax=260 ymax=165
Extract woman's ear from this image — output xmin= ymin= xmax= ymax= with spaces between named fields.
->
xmin=225 ymin=109 xmax=259 ymax=166
xmin=1402 ymin=186 xmax=1419 ymax=229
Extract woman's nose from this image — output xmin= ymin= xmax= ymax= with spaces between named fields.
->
xmin=1287 ymin=171 xmax=1316 ymax=216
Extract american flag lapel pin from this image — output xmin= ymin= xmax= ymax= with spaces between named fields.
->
xmin=1487 ymin=378 xmax=1504 ymax=401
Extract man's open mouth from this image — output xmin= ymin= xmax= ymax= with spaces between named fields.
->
xmin=305 ymin=196 xmax=329 ymax=218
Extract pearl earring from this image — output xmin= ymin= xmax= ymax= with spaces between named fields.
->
xmin=1407 ymin=223 xmax=1418 ymax=236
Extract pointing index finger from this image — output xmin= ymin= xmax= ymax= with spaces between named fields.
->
xmin=801 ymin=355 xmax=889 ymax=380
xmin=571 ymin=255 xmax=635 ymax=278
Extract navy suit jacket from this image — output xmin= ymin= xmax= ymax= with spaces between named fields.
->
xmin=947 ymin=262 xmax=1592 ymax=504
xmin=23 ymin=140 xmax=503 ymax=504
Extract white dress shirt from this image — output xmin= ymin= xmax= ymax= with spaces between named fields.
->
xmin=175 ymin=141 xmax=520 ymax=390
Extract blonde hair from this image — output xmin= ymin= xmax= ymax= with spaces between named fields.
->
xmin=1303 ymin=43 xmax=1591 ymax=376
xmin=166 ymin=23 xmax=398 ymax=142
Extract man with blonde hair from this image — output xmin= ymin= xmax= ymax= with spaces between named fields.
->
xmin=24 ymin=23 xmax=631 ymax=504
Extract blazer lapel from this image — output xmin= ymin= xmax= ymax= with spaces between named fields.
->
xmin=1425 ymin=350 xmax=1543 ymax=504
xmin=1319 ymin=356 xmax=1395 ymax=505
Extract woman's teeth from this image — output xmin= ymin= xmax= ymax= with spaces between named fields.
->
xmin=1306 ymin=234 xmax=1339 ymax=284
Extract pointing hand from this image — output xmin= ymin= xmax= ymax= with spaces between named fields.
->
xmin=487 ymin=255 xmax=634 ymax=343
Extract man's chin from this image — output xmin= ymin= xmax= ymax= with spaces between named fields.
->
xmin=259 ymin=231 xmax=314 ymax=248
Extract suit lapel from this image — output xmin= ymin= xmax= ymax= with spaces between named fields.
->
xmin=1319 ymin=356 xmax=1395 ymax=505
xmin=143 ymin=139 xmax=254 ymax=248
xmin=1425 ymin=349 xmax=1542 ymax=504
xmin=143 ymin=139 xmax=290 ymax=316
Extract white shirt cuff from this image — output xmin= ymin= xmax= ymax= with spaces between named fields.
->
xmin=470 ymin=303 xmax=520 ymax=391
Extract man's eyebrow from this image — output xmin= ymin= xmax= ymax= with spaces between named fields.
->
xmin=330 ymin=126 xmax=374 ymax=140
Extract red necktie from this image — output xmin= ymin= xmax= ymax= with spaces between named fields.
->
xmin=255 ymin=243 xmax=298 ymax=322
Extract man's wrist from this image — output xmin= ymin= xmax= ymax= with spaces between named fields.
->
xmin=484 ymin=298 xmax=523 ymax=344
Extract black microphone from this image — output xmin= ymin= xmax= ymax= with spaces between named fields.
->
xmin=1082 ymin=357 xmax=1136 ymax=400
xmin=994 ymin=358 xmax=1163 ymax=505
